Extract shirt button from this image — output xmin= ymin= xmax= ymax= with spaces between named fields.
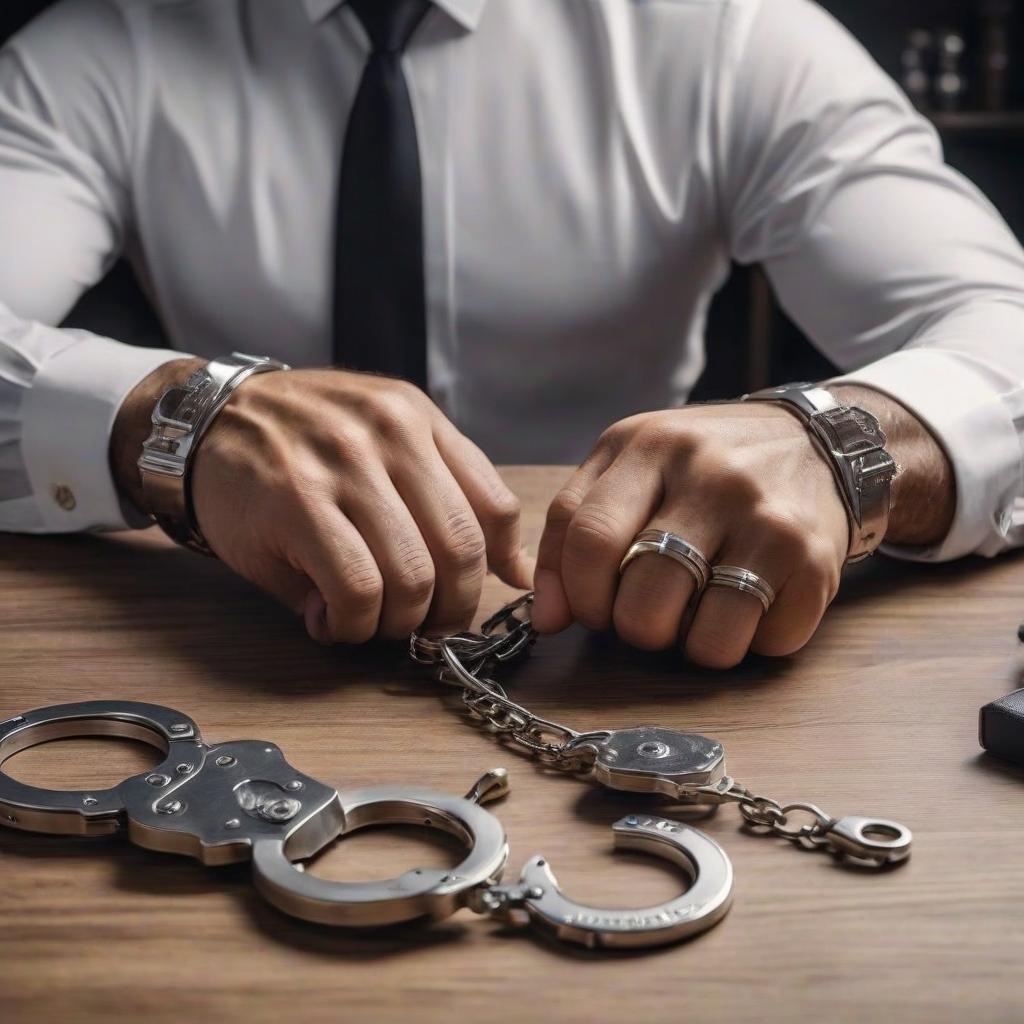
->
xmin=53 ymin=484 xmax=77 ymax=512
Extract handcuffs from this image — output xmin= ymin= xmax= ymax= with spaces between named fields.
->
xmin=0 ymin=594 xmax=911 ymax=954
xmin=0 ymin=701 xmax=732 ymax=950
xmin=410 ymin=593 xmax=913 ymax=868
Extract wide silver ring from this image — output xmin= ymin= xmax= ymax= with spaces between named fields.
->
xmin=707 ymin=566 xmax=776 ymax=613
xmin=618 ymin=529 xmax=710 ymax=592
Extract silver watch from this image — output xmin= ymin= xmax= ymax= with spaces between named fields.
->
xmin=138 ymin=352 xmax=290 ymax=554
xmin=742 ymin=383 xmax=896 ymax=562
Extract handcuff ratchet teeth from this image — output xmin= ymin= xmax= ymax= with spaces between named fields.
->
xmin=0 ymin=701 xmax=734 ymax=950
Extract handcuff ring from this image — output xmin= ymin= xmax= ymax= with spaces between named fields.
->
xmin=252 ymin=770 xmax=513 ymax=927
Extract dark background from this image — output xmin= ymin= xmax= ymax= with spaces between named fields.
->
xmin=1 ymin=0 xmax=1021 ymax=398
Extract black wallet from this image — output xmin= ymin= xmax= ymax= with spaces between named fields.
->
xmin=979 ymin=688 xmax=1024 ymax=767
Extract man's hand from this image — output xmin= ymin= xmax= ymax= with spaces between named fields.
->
xmin=532 ymin=386 xmax=955 ymax=668
xmin=112 ymin=364 xmax=533 ymax=643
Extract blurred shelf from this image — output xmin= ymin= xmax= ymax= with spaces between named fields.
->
xmin=927 ymin=110 xmax=1024 ymax=141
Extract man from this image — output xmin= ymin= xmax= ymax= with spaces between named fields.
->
xmin=0 ymin=0 xmax=1021 ymax=669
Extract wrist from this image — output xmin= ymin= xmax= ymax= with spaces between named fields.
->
xmin=742 ymin=382 xmax=895 ymax=561
xmin=829 ymin=383 xmax=955 ymax=547
xmin=109 ymin=357 xmax=207 ymax=515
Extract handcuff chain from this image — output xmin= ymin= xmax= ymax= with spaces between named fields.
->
xmin=410 ymin=594 xmax=593 ymax=773
xmin=696 ymin=779 xmax=893 ymax=863
xmin=412 ymin=595 xmax=910 ymax=868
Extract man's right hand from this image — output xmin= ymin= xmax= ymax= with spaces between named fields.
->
xmin=112 ymin=364 xmax=533 ymax=643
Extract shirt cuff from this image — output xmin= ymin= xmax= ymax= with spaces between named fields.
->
xmin=19 ymin=331 xmax=187 ymax=532
xmin=832 ymin=348 xmax=1023 ymax=562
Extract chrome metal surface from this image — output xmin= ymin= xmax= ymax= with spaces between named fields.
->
xmin=742 ymin=383 xmax=896 ymax=562
xmin=707 ymin=565 xmax=776 ymax=612
xmin=410 ymin=594 xmax=914 ymax=870
xmin=252 ymin=771 xmax=512 ymax=927
xmin=618 ymin=530 xmax=711 ymax=591
xmin=824 ymin=815 xmax=913 ymax=865
xmin=576 ymin=727 xmax=726 ymax=798
xmin=478 ymin=814 xmax=733 ymax=949
xmin=138 ymin=352 xmax=290 ymax=553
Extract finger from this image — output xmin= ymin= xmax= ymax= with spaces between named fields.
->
xmin=389 ymin=442 xmax=488 ymax=634
xmin=339 ymin=466 xmax=437 ymax=639
xmin=750 ymin=560 xmax=838 ymax=658
xmin=560 ymin=458 xmax=664 ymax=632
xmin=531 ymin=453 xmax=613 ymax=634
xmin=292 ymin=504 xmax=383 ymax=644
xmin=433 ymin=422 xmax=534 ymax=588
xmin=235 ymin=535 xmax=314 ymax=615
xmin=613 ymin=510 xmax=719 ymax=651
xmin=685 ymin=550 xmax=790 ymax=669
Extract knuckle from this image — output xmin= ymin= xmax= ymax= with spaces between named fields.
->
xmin=752 ymin=505 xmax=809 ymax=551
xmin=385 ymin=377 xmax=426 ymax=404
xmin=441 ymin=512 xmax=487 ymax=571
xmin=595 ymin=417 xmax=634 ymax=452
xmin=703 ymin=454 xmax=760 ymax=505
xmin=638 ymin=417 xmax=696 ymax=450
xmin=326 ymin=421 xmax=375 ymax=461
xmin=637 ymin=417 xmax=700 ymax=460
xmin=478 ymin=488 xmax=521 ymax=532
xmin=371 ymin=394 xmax=420 ymax=441
xmin=546 ymin=487 xmax=583 ymax=529
xmin=564 ymin=505 xmax=623 ymax=565
xmin=339 ymin=562 xmax=384 ymax=617
xmin=393 ymin=555 xmax=436 ymax=605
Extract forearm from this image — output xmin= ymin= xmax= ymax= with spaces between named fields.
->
xmin=108 ymin=356 xmax=206 ymax=512
xmin=830 ymin=383 xmax=955 ymax=548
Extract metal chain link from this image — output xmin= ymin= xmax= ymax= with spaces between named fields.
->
xmin=409 ymin=593 xmax=595 ymax=772
xmin=411 ymin=594 xmax=910 ymax=867
xmin=690 ymin=777 xmax=887 ymax=860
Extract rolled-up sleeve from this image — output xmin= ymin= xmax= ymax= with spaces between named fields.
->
xmin=717 ymin=0 xmax=1024 ymax=560
xmin=0 ymin=0 xmax=185 ymax=534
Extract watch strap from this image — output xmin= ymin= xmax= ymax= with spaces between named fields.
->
xmin=138 ymin=352 xmax=290 ymax=554
xmin=743 ymin=383 xmax=896 ymax=562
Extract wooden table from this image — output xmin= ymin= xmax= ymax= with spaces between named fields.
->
xmin=1 ymin=466 xmax=1022 ymax=1023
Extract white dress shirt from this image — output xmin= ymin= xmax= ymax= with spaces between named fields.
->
xmin=1 ymin=0 xmax=1023 ymax=561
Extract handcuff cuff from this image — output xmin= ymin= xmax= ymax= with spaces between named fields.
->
xmin=410 ymin=592 xmax=912 ymax=867
xmin=0 ymin=605 xmax=909 ymax=953
xmin=0 ymin=701 xmax=732 ymax=950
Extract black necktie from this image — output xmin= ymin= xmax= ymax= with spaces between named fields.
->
xmin=333 ymin=0 xmax=432 ymax=389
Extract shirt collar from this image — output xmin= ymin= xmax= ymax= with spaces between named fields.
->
xmin=302 ymin=0 xmax=488 ymax=31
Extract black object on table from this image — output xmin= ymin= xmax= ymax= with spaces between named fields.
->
xmin=980 ymin=688 xmax=1024 ymax=767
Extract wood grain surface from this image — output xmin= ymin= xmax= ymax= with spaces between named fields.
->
xmin=1 ymin=466 xmax=1022 ymax=1024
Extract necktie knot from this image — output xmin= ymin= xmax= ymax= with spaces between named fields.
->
xmin=349 ymin=0 xmax=432 ymax=53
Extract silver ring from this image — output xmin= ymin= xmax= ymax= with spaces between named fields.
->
xmin=618 ymin=530 xmax=710 ymax=592
xmin=707 ymin=566 xmax=776 ymax=613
